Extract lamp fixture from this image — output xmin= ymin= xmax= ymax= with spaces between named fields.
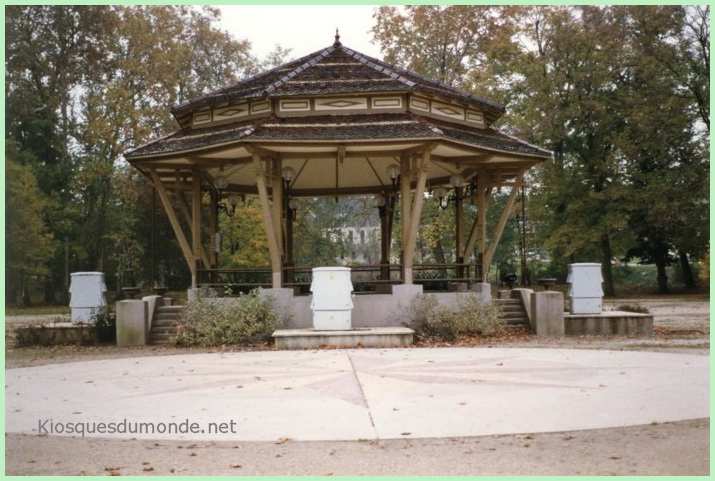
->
xmin=373 ymin=194 xmax=386 ymax=208
xmin=450 ymin=173 xmax=464 ymax=188
xmin=288 ymin=197 xmax=301 ymax=220
xmin=214 ymin=175 xmax=229 ymax=191
xmin=386 ymin=164 xmax=400 ymax=191
xmin=433 ymin=174 xmax=474 ymax=210
xmin=282 ymin=166 xmax=296 ymax=184
xmin=209 ymin=174 xmax=241 ymax=217
xmin=433 ymin=186 xmax=449 ymax=209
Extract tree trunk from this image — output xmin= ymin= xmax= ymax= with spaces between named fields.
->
xmin=432 ymin=239 xmax=447 ymax=265
xmin=678 ymin=250 xmax=696 ymax=289
xmin=43 ymin=277 xmax=58 ymax=304
xmin=655 ymin=259 xmax=670 ymax=294
xmin=601 ymin=234 xmax=616 ymax=297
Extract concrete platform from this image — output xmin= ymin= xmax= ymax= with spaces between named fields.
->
xmin=12 ymin=322 xmax=100 ymax=346
xmin=5 ymin=348 xmax=708 ymax=442
xmin=565 ymin=311 xmax=654 ymax=336
xmin=273 ymin=327 xmax=414 ymax=349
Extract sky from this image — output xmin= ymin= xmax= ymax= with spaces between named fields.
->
xmin=217 ymin=5 xmax=383 ymax=61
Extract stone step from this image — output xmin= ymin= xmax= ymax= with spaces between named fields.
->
xmin=495 ymin=298 xmax=529 ymax=327
xmin=152 ymin=317 xmax=179 ymax=324
xmin=149 ymin=306 xmax=184 ymax=345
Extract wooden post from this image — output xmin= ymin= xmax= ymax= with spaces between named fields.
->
xmin=455 ymin=186 xmax=464 ymax=279
xmin=475 ymin=170 xmax=487 ymax=281
xmin=402 ymin=148 xmax=432 ymax=285
xmin=284 ymin=187 xmax=295 ymax=286
xmin=271 ymin=158 xmax=284 ymax=255
xmin=483 ymin=174 xmax=523 ymax=270
xmin=209 ymin=188 xmax=219 ymax=284
xmin=379 ymin=199 xmax=390 ymax=281
xmin=150 ymin=169 xmax=196 ymax=287
xmin=192 ymin=169 xmax=203 ymax=286
xmin=251 ymin=153 xmax=283 ymax=287
xmin=400 ymin=154 xmax=411 ymax=283
xmin=176 ymin=193 xmax=211 ymax=269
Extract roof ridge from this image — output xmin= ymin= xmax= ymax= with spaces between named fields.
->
xmin=172 ymin=48 xmax=333 ymax=114
xmin=340 ymin=46 xmax=504 ymax=113
xmin=262 ymin=46 xmax=335 ymax=96
xmin=341 ymin=45 xmax=417 ymax=89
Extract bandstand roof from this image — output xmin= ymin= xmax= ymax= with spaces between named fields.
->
xmin=125 ymin=37 xmax=550 ymax=196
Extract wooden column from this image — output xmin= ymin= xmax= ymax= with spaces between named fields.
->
xmin=400 ymin=154 xmax=411 ymax=283
xmin=252 ymin=153 xmax=283 ymax=288
xmin=475 ymin=170 xmax=487 ymax=281
xmin=271 ymin=158 xmax=284 ymax=256
xmin=455 ymin=186 xmax=465 ymax=279
xmin=149 ymin=169 xmax=196 ymax=287
xmin=175 ymin=192 xmax=211 ymax=269
xmin=209 ymin=188 xmax=219 ymax=284
xmin=284 ymin=189 xmax=295 ymax=285
xmin=401 ymin=148 xmax=432 ymax=285
xmin=483 ymin=172 xmax=524 ymax=270
xmin=191 ymin=169 xmax=203 ymax=286
xmin=379 ymin=199 xmax=390 ymax=281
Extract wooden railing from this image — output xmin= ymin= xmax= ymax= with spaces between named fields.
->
xmin=197 ymin=262 xmax=481 ymax=294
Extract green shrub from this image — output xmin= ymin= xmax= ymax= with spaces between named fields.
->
xmin=175 ymin=289 xmax=284 ymax=347
xmin=92 ymin=307 xmax=116 ymax=343
xmin=409 ymin=293 xmax=506 ymax=342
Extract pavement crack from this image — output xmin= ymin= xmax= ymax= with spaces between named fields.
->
xmin=347 ymin=353 xmax=379 ymax=440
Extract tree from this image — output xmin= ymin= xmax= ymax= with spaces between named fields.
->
xmin=5 ymin=5 xmax=114 ymax=302
xmin=615 ymin=5 xmax=710 ymax=293
xmin=5 ymin=143 xmax=56 ymax=305
xmin=371 ymin=5 xmax=516 ymax=91
xmin=219 ymin=200 xmax=270 ymax=269
xmin=5 ymin=5 xmax=264 ymax=300
xmin=505 ymin=6 xmax=634 ymax=296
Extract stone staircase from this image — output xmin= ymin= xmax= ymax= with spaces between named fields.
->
xmin=149 ymin=305 xmax=184 ymax=345
xmin=495 ymin=298 xmax=530 ymax=328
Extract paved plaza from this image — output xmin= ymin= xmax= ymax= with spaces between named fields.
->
xmin=5 ymin=347 xmax=709 ymax=442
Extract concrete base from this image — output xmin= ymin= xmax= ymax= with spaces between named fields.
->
xmin=565 ymin=311 xmax=654 ymax=336
xmin=273 ymin=327 xmax=414 ymax=349
xmin=530 ymin=291 xmax=565 ymax=336
xmin=116 ymin=300 xmax=148 ymax=347
xmin=511 ymin=288 xmax=534 ymax=327
xmin=12 ymin=323 xmax=100 ymax=347
xmin=470 ymin=282 xmax=492 ymax=301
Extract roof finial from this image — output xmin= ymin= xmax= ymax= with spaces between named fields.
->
xmin=334 ymin=28 xmax=341 ymax=47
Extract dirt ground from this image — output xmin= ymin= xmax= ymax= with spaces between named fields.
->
xmin=4 ymin=296 xmax=710 ymax=475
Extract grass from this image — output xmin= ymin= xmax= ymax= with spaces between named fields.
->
xmin=5 ymin=306 xmax=71 ymax=317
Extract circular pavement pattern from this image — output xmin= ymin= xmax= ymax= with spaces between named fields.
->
xmin=5 ymin=348 xmax=709 ymax=442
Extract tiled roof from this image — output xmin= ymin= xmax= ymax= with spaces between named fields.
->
xmin=125 ymin=113 xmax=548 ymax=159
xmin=171 ymin=44 xmax=504 ymax=121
